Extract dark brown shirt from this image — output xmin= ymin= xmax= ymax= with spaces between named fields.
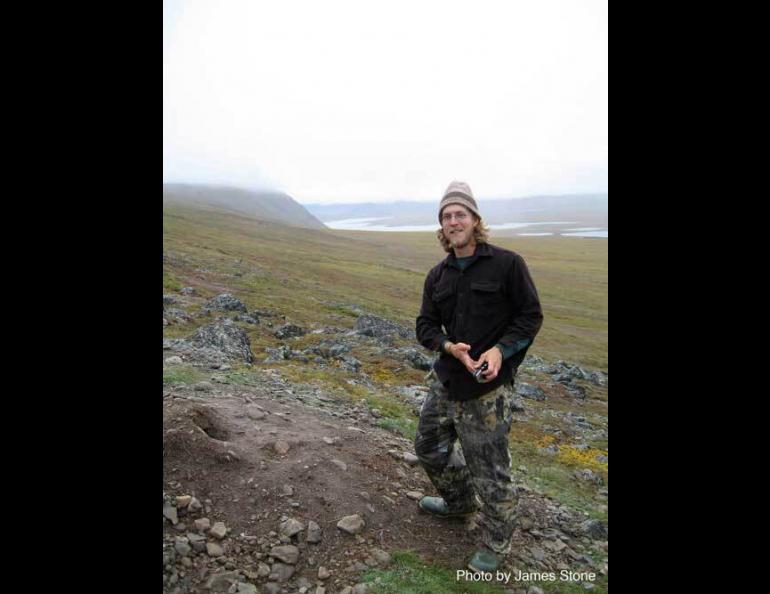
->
xmin=416 ymin=242 xmax=544 ymax=400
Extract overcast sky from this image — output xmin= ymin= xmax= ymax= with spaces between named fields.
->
xmin=163 ymin=0 xmax=607 ymax=204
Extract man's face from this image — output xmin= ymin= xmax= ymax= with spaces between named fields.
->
xmin=440 ymin=204 xmax=478 ymax=250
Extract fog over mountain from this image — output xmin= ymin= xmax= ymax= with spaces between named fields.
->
xmin=163 ymin=183 xmax=326 ymax=230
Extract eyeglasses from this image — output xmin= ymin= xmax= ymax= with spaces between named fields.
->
xmin=441 ymin=212 xmax=470 ymax=223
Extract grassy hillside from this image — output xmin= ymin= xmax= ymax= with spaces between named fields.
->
xmin=163 ymin=203 xmax=607 ymax=370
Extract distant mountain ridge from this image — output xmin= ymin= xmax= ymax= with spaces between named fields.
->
xmin=163 ymin=183 xmax=326 ymax=230
xmin=305 ymin=194 xmax=607 ymax=227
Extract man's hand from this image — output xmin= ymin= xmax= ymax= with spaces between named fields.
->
xmin=474 ymin=346 xmax=503 ymax=382
xmin=446 ymin=342 xmax=479 ymax=374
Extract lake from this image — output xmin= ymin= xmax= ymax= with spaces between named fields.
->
xmin=325 ymin=218 xmax=608 ymax=238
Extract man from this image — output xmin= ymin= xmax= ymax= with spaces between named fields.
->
xmin=414 ymin=180 xmax=544 ymax=572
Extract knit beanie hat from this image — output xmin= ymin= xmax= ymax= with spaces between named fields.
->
xmin=438 ymin=181 xmax=481 ymax=222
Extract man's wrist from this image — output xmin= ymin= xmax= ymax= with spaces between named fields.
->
xmin=443 ymin=340 xmax=454 ymax=355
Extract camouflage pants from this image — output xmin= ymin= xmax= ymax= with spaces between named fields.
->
xmin=414 ymin=372 xmax=518 ymax=554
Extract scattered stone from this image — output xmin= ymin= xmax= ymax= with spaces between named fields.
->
xmin=180 ymin=287 xmax=196 ymax=295
xmin=247 ymin=406 xmax=267 ymax=421
xmin=351 ymin=584 xmax=370 ymax=594
xmin=279 ymin=518 xmax=305 ymax=538
xmin=270 ymin=545 xmax=299 ymax=564
xmin=337 ymin=514 xmax=365 ymax=535
xmin=163 ymin=294 xmax=179 ymax=305
xmin=189 ymin=319 xmax=255 ymax=363
xmin=281 ymin=484 xmax=294 ymax=496
xmin=176 ymin=495 xmax=192 ymax=508
xmin=174 ymin=537 xmax=191 ymax=556
xmin=187 ymin=533 xmax=207 ymax=553
xmin=262 ymin=583 xmax=281 ymax=594
xmin=204 ymin=570 xmax=242 ymax=591
xmin=527 ymin=587 xmax=545 ymax=594
xmin=274 ymin=324 xmax=306 ymax=339
xmin=516 ymin=383 xmax=547 ymax=401
xmin=268 ymin=562 xmax=295 ymax=582
xmin=210 ymin=522 xmax=228 ymax=539
xmin=403 ymin=452 xmax=419 ymax=465
xmin=229 ymin=583 xmax=258 ymax=594
xmin=205 ymin=293 xmax=248 ymax=313
xmin=165 ymin=356 xmax=184 ymax=365
xmin=322 ymin=437 xmax=336 ymax=445
xmin=164 ymin=504 xmax=179 ymax=525
xmin=256 ymin=563 xmax=271 ymax=577
xmin=274 ymin=440 xmax=290 ymax=455
xmin=189 ymin=497 xmax=203 ymax=512
xmin=318 ymin=566 xmax=331 ymax=580
xmin=355 ymin=314 xmax=411 ymax=339
xmin=405 ymin=491 xmax=424 ymax=501
xmin=195 ymin=518 xmax=211 ymax=532
xmin=370 ymin=549 xmax=391 ymax=567
xmin=331 ymin=459 xmax=348 ymax=471
xmin=307 ymin=520 xmax=322 ymax=543
xmin=580 ymin=519 xmax=608 ymax=540
xmin=207 ymin=542 xmax=224 ymax=557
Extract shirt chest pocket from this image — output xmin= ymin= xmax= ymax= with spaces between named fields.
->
xmin=432 ymin=283 xmax=457 ymax=321
xmin=470 ymin=281 xmax=505 ymax=316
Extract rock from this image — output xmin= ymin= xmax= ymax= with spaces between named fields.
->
xmin=337 ymin=514 xmax=365 ymax=535
xmin=247 ymin=406 xmax=267 ymax=421
xmin=274 ymin=441 xmax=290 ymax=455
xmin=207 ymin=542 xmax=224 ymax=557
xmin=189 ymin=319 xmax=255 ymax=363
xmin=529 ymin=546 xmax=546 ymax=561
xmin=339 ymin=356 xmax=361 ymax=372
xmin=279 ymin=518 xmax=305 ymax=538
xmin=574 ymin=469 xmax=604 ymax=486
xmin=527 ymin=587 xmax=545 ymax=594
xmin=405 ymin=491 xmax=424 ymax=501
xmin=370 ymin=549 xmax=391 ymax=567
xmin=273 ymin=324 xmax=306 ymax=339
xmin=322 ymin=437 xmax=336 ymax=445
xmin=180 ymin=286 xmax=196 ymax=295
xmin=580 ymin=519 xmax=608 ymax=540
xmin=228 ymin=583 xmax=258 ymax=594
xmin=351 ymin=584 xmax=370 ymax=594
xmin=331 ymin=459 xmax=348 ymax=471
xmin=234 ymin=314 xmax=259 ymax=325
xmin=163 ymin=294 xmax=179 ymax=305
xmin=510 ymin=397 xmax=526 ymax=412
xmin=163 ymin=503 xmax=179 ymax=525
xmin=194 ymin=518 xmax=211 ymax=532
xmin=262 ymin=584 xmax=281 ymax=594
xmin=210 ymin=522 xmax=228 ymax=539
xmin=189 ymin=497 xmax=203 ymax=512
xmin=256 ymin=562 xmax=271 ymax=577
xmin=355 ymin=314 xmax=411 ymax=339
xmin=194 ymin=381 xmax=214 ymax=391
xmin=318 ymin=566 xmax=331 ymax=580
xmin=174 ymin=537 xmax=191 ymax=556
xmin=340 ymin=588 xmax=353 ymax=594
xmin=165 ymin=356 xmax=184 ymax=365
xmin=270 ymin=545 xmax=299 ymax=564
xmin=268 ymin=562 xmax=295 ymax=582
xmin=516 ymin=383 xmax=547 ymax=401
xmin=205 ymin=293 xmax=248 ymax=313
xmin=166 ymin=308 xmax=193 ymax=323
xmin=176 ymin=495 xmax=192 ymax=508
xmin=307 ymin=520 xmax=322 ymax=543
xmin=204 ymin=570 xmax=242 ymax=591
xmin=281 ymin=484 xmax=294 ymax=496
xmin=403 ymin=452 xmax=419 ymax=465
xmin=400 ymin=347 xmax=433 ymax=370
xmin=188 ymin=533 xmax=207 ymax=553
